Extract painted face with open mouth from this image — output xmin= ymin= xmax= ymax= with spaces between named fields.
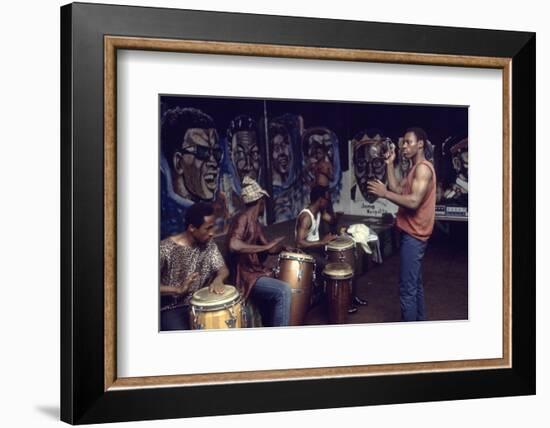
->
xmin=232 ymin=130 xmax=260 ymax=182
xmin=272 ymin=133 xmax=292 ymax=177
xmin=180 ymin=128 xmax=221 ymax=201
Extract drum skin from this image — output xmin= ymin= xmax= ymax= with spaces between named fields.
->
xmin=189 ymin=286 xmax=243 ymax=330
xmin=276 ymin=251 xmax=315 ymax=326
xmin=323 ymin=262 xmax=353 ymax=324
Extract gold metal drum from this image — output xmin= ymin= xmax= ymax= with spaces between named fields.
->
xmin=323 ymin=262 xmax=354 ymax=324
xmin=189 ymin=285 xmax=243 ymax=330
xmin=275 ymin=251 xmax=316 ymax=326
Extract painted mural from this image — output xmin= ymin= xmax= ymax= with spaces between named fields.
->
xmin=160 ymin=95 xmax=468 ymax=241
xmin=268 ymin=114 xmax=305 ymax=223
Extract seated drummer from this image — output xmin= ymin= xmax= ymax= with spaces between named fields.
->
xmin=160 ymin=203 xmax=229 ymax=331
xmin=295 ymin=186 xmax=368 ymax=313
xmin=226 ymin=177 xmax=292 ymax=327
xmin=295 ymin=185 xmax=337 ymax=281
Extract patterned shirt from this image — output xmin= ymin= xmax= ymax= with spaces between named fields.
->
xmin=160 ymin=238 xmax=225 ymax=306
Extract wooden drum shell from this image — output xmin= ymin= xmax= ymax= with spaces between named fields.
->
xmin=275 ymin=252 xmax=315 ymax=326
xmin=323 ymin=263 xmax=354 ymax=325
xmin=189 ymin=286 xmax=244 ymax=330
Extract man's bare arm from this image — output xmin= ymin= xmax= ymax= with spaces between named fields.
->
xmin=160 ymin=272 xmax=200 ymax=295
xmin=296 ymin=213 xmax=333 ymax=250
xmin=384 ymin=144 xmax=403 ymax=194
xmin=386 ymin=162 xmax=403 ymax=194
xmin=229 ymin=237 xmax=274 ymax=254
xmin=383 ymin=163 xmax=432 ymax=210
xmin=160 ymin=285 xmax=182 ymax=295
xmin=209 ymin=265 xmax=230 ymax=294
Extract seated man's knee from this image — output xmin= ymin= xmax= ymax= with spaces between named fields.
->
xmin=279 ymin=281 xmax=292 ymax=300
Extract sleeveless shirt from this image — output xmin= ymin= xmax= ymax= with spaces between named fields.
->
xmin=395 ymin=160 xmax=436 ymax=241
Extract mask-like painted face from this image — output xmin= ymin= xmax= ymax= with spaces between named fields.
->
xmin=450 ymin=138 xmax=468 ymax=180
xmin=452 ymin=150 xmax=468 ymax=179
xmin=274 ymin=193 xmax=293 ymax=221
xmin=353 ymin=138 xmax=388 ymax=203
xmin=231 ymin=130 xmax=260 ymax=182
xmin=272 ymin=132 xmax=293 ymax=178
xmin=179 ymin=128 xmax=221 ymax=201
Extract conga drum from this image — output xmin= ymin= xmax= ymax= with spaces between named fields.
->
xmin=275 ymin=251 xmax=316 ymax=326
xmin=189 ymin=285 xmax=243 ymax=330
xmin=325 ymin=235 xmax=356 ymax=270
xmin=323 ymin=262 xmax=354 ymax=324
xmin=326 ymin=235 xmax=357 ymax=306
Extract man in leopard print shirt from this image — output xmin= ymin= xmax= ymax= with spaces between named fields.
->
xmin=160 ymin=203 xmax=229 ymax=331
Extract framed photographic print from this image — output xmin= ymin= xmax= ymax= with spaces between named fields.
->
xmin=60 ymin=2 xmax=535 ymax=424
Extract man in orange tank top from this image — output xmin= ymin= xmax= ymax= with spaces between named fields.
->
xmin=367 ymin=127 xmax=436 ymax=321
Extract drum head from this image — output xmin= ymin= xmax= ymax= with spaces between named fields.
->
xmin=279 ymin=251 xmax=315 ymax=263
xmin=323 ymin=262 xmax=354 ymax=279
xmin=190 ymin=285 xmax=240 ymax=308
xmin=326 ymin=235 xmax=355 ymax=251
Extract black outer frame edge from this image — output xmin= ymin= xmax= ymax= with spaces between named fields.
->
xmin=79 ymin=369 xmax=533 ymax=424
xmin=71 ymin=1 xmax=533 ymax=57
xmin=60 ymin=3 xmax=74 ymax=425
xmin=60 ymin=2 xmax=536 ymax=424
xmin=511 ymin=34 xmax=536 ymax=392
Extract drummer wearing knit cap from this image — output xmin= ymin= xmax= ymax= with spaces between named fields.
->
xmin=226 ymin=177 xmax=292 ymax=327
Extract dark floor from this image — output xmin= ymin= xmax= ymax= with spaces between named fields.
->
xmin=304 ymin=225 xmax=469 ymax=325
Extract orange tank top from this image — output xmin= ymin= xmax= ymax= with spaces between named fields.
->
xmin=396 ymin=160 xmax=436 ymax=241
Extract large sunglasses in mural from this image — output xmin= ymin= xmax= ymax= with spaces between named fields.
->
xmin=181 ymin=145 xmax=224 ymax=163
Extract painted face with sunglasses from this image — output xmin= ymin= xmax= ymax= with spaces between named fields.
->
xmin=173 ymin=127 xmax=222 ymax=202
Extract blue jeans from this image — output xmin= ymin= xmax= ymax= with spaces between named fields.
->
xmin=250 ymin=276 xmax=292 ymax=327
xmin=399 ymin=232 xmax=428 ymax=322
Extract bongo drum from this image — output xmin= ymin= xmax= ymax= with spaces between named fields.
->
xmin=275 ymin=251 xmax=316 ymax=326
xmin=189 ymin=285 xmax=243 ymax=330
xmin=323 ymin=262 xmax=354 ymax=324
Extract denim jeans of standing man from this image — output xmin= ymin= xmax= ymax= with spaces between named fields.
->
xmin=249 ymin=276 xmax=292 ymax=327
xmin=399 ymin=232 xmax=428 ymax=321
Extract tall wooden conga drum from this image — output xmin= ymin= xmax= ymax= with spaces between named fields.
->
xmin=323 ymin=262 xmax=354 ymax=324
xmin=189 ymin=285 xmax=243 ymax=330
xmin=326 ymin=235 xmax=357 ymax=306
xmin=325 ymin=235 xmax=356 ymax=270
xmin=275 ymin=251 xmax=316 ymax=326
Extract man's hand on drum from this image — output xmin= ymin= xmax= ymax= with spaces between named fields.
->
xmin=209 ymin=280 xmax=226 ymax=295
xmin=180 ymin=272 xmax=200 ymax=293
xmin=322 ymin=233 xmax=337 ymax=244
